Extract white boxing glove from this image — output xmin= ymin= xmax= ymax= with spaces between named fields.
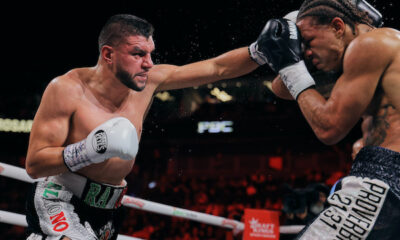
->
xmin=63 ymin=117 xmax=139 ymax=172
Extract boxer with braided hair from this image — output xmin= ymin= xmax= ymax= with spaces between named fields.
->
xmin=250 ymin=0 xmax=400 ymax=238
xmin=298 ymin=0 xmax=373 ymax=32
xmin=262 ymin=0 xmax=383 ymax=101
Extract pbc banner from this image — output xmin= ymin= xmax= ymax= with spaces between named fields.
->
xmin=243 ymin=209 xmax=280 ymax=240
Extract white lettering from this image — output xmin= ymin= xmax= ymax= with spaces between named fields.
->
xmin=197 ymin=121 xmax=233 ymax=134
xmin=318 ymin=177 xmax=388 ymax=239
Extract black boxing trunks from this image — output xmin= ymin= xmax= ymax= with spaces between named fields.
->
xmin=295 ymin=146 xmax=400 ymax=240
xmin=26 ymin=172 xmax=127 ymax=240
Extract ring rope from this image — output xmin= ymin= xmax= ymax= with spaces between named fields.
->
xmin=0 ymin=162 xmax=304 ymax=235
xmin=0 ymin=210 xmax=143 ymax=240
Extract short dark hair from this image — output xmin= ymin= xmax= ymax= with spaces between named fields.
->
xmin=98 ymin=14 xmax=154 ymax=51
xmin=298 ymin=0 xmax=373 ymax=33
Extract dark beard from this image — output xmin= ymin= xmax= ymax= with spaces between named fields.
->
xmin=116 ymin=68 xmax=145 ymax=91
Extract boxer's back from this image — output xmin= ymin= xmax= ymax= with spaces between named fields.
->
xmin=363 ymin=28 xmax=400 ymax=151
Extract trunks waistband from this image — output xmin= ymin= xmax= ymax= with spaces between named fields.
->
xmin=48 ymin=172 xmax=127 ymax=210
xmin=350 ymin=146 xmax=400 ymax=199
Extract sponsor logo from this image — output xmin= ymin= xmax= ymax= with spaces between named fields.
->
xmin=248 ymin=218 xmax=276 ymax=238
xmin=114 ymin=188 xmax=127 ymax=208
xmin=197 ymin=121 xmax=233 ymax=134
xmin=172 ymin=208 xmax=198 ymax=219
xmin=99 ymin=221 xmax=115 ymax=240
xmin=222 ymin=219 xmax=238 ymax=229
xmin=93 ymin=130 xmax=107 ymax=153
xmin=122 ymin=197 xmax=145 ymax=208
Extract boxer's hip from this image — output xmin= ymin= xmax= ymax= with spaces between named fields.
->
xmin=350 ymin=146 xmax=400 ymax=199
xmin=50 ymin=172 xmax=127 ymax=210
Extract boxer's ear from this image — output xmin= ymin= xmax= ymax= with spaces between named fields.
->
xmin=330 ymin=17 xmax=346 ymax=37
xmin=101 ymin=45 xmax=114 ymax=64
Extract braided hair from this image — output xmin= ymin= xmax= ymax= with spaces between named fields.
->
xmin=298 ymin=0 xmax=373 ymax=33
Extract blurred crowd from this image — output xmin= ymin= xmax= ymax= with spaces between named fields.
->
xmin=121 ymin=169 xmax=337 ymax=239
xmin=0 ymin=151 xmax=347 ymax=239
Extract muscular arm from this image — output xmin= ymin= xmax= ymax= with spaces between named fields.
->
xmin=296 ymin=32 xmax=392 ymax=145
xmin=151 ymin=47 xmax=259 ymax=91
xmin=26 ymin=77 xmax=81 ymax=178
xmin=271 ymin=71 xmax=338 ymax=101
xmin=271 ymin=75 xmax=294 ymax=100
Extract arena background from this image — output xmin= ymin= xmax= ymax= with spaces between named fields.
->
xmin=1 ymin=1 xmax=398 ymax=239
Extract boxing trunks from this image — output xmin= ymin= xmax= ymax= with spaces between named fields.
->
xmin=296 ymin=146 xmax=400 ymax=240
xmin=26 ymin=172 xmax=127 ymax=240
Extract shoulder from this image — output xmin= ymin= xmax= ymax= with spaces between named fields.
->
xmin=369 ymin=27 xmax=400 ymax=43
xmin=45 ymin=69 xmax=85 ymax=99
xmin=38 ymin=69 xmax=87 ymax=116
xmin=343 ymin=28 xmax=396 ymax=73
xmin=148 ymin=64 xmax=178 ymax=87
xmin=346 ymin=28 xmax=398 ymax=58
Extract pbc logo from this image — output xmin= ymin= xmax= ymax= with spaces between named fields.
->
xmin=197 ymin=121 xmax=233 ymax=134
xmin=93 ymin=130 xmax=107 ymax=154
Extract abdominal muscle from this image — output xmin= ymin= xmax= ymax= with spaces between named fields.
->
xmin=77 ymin=157 xmax=136 ymax=186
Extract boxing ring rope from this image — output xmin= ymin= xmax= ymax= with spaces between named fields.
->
xmin=0 ymin=162 xmax=304 ymax=236
xmin=0 ymin=210 xmax=137 ymax=240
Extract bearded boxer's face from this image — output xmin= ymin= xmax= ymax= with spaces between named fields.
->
xmin=297 ymin=17 xmax=344 ymax=72
xmin=113 ymin=35 xmax=155 ymax=91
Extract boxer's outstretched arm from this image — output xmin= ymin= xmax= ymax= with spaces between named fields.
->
xmin=26 ymin=77 xmax=80 ymax=178
xmin=151 ymin=47 xmax=259 ymax=91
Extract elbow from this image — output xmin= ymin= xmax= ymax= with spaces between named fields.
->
xmin=26 ymin=165 xmax=39 ymax=179
xmin=313 ymin=118 xmax=348 ymax=145
xmin=216 ymin=64 xmax=230 ymax=79
xmin=25 ymin=159 xmax=41 ymax=179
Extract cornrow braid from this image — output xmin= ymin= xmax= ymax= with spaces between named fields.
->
xmin=298 ymin=0 xmax=373 ymax=33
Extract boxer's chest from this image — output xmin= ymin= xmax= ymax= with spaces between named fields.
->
xmin=67 ymin=90 xmax=154 ymax=144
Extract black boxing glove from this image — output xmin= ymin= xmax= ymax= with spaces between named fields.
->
xmin=249 ymin=18 xmax=302 ymax=69
xmin=250 ymin=18 xmax=315 ymax=99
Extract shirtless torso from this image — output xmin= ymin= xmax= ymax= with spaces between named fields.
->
xmin=271 ymin=27 xmax=400 ymax=152
xmin=25 ymin=38 xmax=257 ymax=185
xmin=64 ymin=68 xmax=156 ymax=184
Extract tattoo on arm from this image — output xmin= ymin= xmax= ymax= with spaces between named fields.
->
xmin=365 ymin=104 xmax=395 ymax=146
